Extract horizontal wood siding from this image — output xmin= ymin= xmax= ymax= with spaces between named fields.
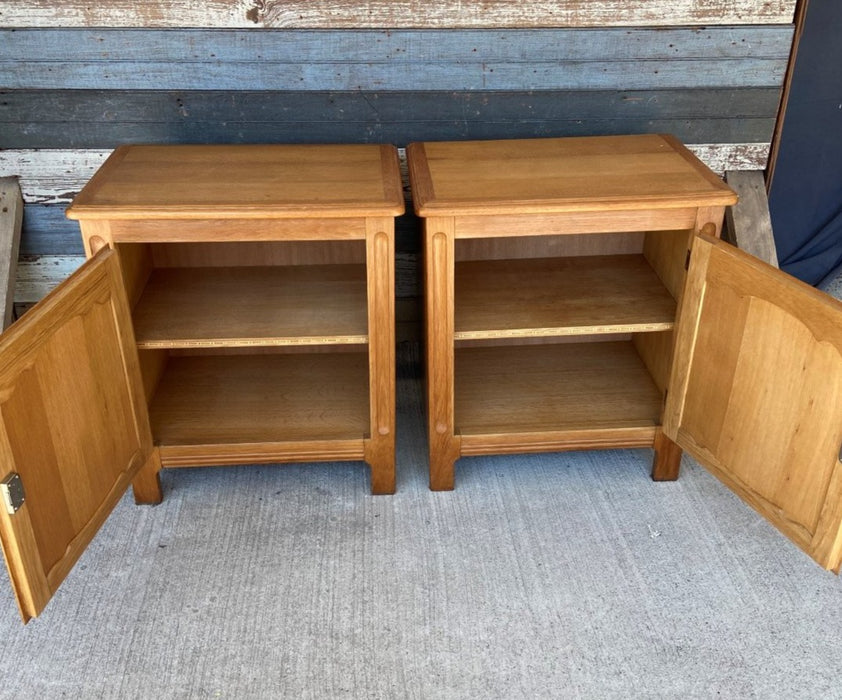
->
xmin=1 ymin=89 xmax=781 ymax=149
xmin=0 ymin=1 xmax=797 ymax=28
xmin=0 ymin=12 xmax=795 ymax=311
xmin=2 ymin=27 xmax=795 ymax=62
xmin=1 ymin=28 xmax=790 ymax=91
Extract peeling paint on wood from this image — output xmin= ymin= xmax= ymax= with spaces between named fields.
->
xmin=0 ymin=150 xmax=111 ymax=204
xmin=686 ymin=143 xmax=770 ymax=173
xmin=0 ymin=1 xmax=797 ymax=28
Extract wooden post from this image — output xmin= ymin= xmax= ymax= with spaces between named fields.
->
xmin=724 ymin=171 xmax=780 ymax=267
xmin=364 ymin=216 xmax=397 ymax=495
xmin=424 ymin=217 xmax=461 ymax=490
xmin=0 ymin=177 xmax=24 ymax=329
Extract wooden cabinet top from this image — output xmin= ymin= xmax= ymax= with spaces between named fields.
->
xmin=407 ymin=134 xmax=737 ymax=216
xmin=67 ymin=144 xmax=405 ymax=220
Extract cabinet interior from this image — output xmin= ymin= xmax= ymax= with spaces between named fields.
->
xmin=452 ymin=230 xmax=691 ymax=441
xmin=116 ymin=240 xmax=371 ymax=456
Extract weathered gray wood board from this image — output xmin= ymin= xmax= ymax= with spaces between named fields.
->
xmin=0 ymin=1 xmax=798 ymax=28
xmin=724 ymin=170 xmax=779 ymax=267
xmin=0 ymin=177 xmax=23 ymax=328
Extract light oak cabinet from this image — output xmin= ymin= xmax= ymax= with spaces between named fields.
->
xmin=408 ymin=134 xmax=842 ymax=573
xmin=0 ymin=144 xmax=403 ymax=621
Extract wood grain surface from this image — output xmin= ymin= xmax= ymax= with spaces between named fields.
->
xmin=0 ymin=1 xmax=798 ymax=28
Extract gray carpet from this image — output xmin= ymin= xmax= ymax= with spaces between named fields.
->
xmin=1 ymin=353 xmax=841 ymax=699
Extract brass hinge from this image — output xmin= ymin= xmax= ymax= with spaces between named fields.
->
xmin=1 ymin=473 xmax=25 ymax=515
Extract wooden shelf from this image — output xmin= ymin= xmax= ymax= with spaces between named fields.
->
xmin=455 ymin=342 xmax=662 ymax=439
xmin=455 ymin=255 xmax=676 ymax=340
xmin=132 ymin=264 xmax=368 ymax=348
xmin=149 ymin=352 xmax=370 ymax=452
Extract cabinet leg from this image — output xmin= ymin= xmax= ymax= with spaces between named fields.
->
xmin=430 ymin=455 xmax=455 ymax=491
xmin=429 ymin=434 xmax=460 ymax=491
xmin=132 ymin=448 xmax=163 ymax=504
xmin=365 ymin=435 xmax=396 ymax=495
xmin=651 ymin=430 xmax=682 ymax=481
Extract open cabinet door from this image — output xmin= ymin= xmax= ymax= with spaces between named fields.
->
xmin=0 ymin=249 xmax=152 ymax=621
xmin=664 ymin=235 xmax=842 ymax=571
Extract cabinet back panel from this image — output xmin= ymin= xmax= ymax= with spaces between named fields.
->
xmin=107 ymin=218 xmax=367 ymax=242
xmin=138 ymin=349 xmax=169 ymax=405
xmin=455 ymin=232 xmax=644 ymax=261
xmin=150 ymin=240 xmax=365 ymax=267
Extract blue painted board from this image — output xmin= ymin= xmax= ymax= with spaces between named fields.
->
xmin=0 ymin=27 xmax=791 ymax=90
xmin=1 ymin=27 xmax=793 ymax=62
xmin=0 ymin=59 xmax=788 ymax=91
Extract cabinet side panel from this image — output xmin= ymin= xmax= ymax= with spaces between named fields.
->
xmin=115 ymin=242 xmax=153 ymax=309
xmin=633 ymin=330 xmax=674 ymax=396
xmin=642 ymin=229 xmax=692 ymax=301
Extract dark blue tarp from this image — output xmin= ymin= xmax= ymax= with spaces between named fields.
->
xmin=768 ymin=0 xmax=842 ymax=287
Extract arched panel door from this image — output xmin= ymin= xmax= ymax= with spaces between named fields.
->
xmin=665 ymin=235 xmax=842 ymax=571
xmin=0 ymin=249 xmax=152 ymax=621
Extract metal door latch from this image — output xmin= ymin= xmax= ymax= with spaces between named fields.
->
xmin=1 ymin=473 xmax=24 ymax=514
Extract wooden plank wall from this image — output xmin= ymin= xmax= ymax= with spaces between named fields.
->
xmin=0 ymin=1 xmax=796 ymax=319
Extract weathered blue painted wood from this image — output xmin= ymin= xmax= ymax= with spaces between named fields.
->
xmin=0 ymin=27 xmax=791 ymax=91
xmin=0 ymin=59 xmax=789 ymax=91
xmin=21 ymin=207 xmax=85 ymax=256
xmin=1 ymin=27 xmax=793 ymax=62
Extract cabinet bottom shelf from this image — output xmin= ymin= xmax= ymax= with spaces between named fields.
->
xmin=148 ymin=352 xmax=371 ymax=466
xmin=455 ymin=341 xmax=663 ymax=454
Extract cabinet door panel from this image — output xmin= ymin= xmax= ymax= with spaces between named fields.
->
xmin=665 ymin=235 xmax=842 ymax=570
xmin=0 ymin=249 xmax=151 ymax=621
